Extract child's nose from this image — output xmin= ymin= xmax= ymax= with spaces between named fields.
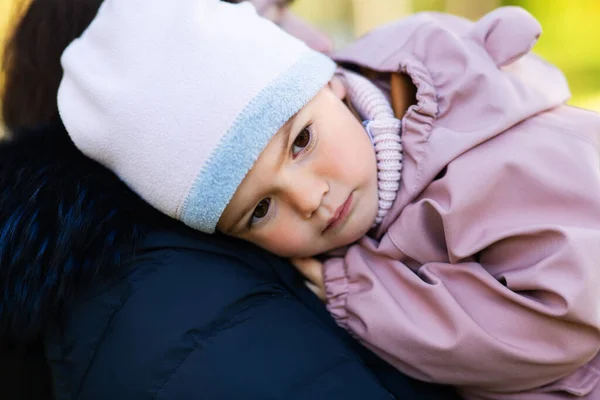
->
xmin=282 ymin=174 xmax=328 ymax=219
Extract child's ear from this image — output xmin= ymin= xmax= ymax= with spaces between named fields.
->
xmin=328 ymin=76 xmax=347 ymax=99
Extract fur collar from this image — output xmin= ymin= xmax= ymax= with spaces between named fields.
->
xmin=0 ymin=121 xmax=171 ymax=346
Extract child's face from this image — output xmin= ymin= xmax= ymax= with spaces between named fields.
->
xmin=217 ymin=78 xmax=379 ymax=258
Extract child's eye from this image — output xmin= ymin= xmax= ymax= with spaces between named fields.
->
xmin=291 ymin=125 xmax=313 ymax=157
xmin=249 ymin=198 xmax=271 ymax=228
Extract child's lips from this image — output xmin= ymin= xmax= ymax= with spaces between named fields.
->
xmin=323 ymin=193 xmax=353 ymax=233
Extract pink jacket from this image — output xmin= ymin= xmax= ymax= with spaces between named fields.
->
xmin=328 ymin=7 xmax=600 ymax=400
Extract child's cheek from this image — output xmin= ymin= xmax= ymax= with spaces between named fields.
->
xmin=259 ymin=224 xmax=314 ymax=258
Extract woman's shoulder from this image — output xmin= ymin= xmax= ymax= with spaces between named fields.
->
xmin=45 ymin=227 xmax=294 ymax=397
xmin=49 ymin=228 xmax=402 ymax=400
xmin=0 ymin=121 xmax=317 ymax=397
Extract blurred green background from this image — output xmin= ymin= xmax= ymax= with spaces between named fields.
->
xmin=1 ymin=0 xmax=599 ymax=115
xmin=291 ymin=0 xmax=600 ymax=111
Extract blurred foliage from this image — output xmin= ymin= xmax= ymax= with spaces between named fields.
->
xmin=0 ymin=0 xmax=16 ymax=137
xmin=0 ymin=0 xmax=15 ymax=95
xmin=293 ymin=0 xmax=600 ymax=110
xmin=0 ymin=0 xmax=599 ymax=115
xmin=501 ymin=0 xmax=600 ymax=109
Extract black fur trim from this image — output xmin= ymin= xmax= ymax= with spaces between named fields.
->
xmin=0 ymin=121 xmax=170 ymax=346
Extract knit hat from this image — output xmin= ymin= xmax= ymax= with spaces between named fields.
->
xmin=57 ymin=0 xmax=336 ymax=233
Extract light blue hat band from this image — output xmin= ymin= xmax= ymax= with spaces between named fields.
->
xmin=180 ymin=51 xmax=336 ymax=233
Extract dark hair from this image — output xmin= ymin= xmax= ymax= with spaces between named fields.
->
xmin=2 ymin=0 xmax=105 ymax=133
xmin=0 ymin=2 xmax=118 ymax=398
xmin=2 ymin=2 xmax=108 ymax=396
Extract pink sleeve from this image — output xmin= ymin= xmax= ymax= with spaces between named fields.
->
xmin=323 ymin=120 xmax=600 ymax=393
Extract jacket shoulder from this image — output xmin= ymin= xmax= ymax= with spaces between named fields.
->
xmin=50 ymin=231 xmax=396 ymax=399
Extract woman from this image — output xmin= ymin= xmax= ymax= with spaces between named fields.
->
xmin=0 ymin=0 xmax=459 ymax=399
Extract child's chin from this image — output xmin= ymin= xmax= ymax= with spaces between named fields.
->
xmin=333 ymin=222 xmax=375 ymax=250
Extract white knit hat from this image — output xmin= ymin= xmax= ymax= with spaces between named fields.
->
xmin=57 ymin=0 xmax=336 ymax=233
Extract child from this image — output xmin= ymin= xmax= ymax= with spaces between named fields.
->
xmin=58 ymin=0 xmax=600 ymax=398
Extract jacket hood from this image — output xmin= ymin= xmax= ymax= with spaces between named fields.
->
xmin=332 ymin=7 xmax=572 ymax=231
xmin=0 ymin=121 xmax=170 ymax=346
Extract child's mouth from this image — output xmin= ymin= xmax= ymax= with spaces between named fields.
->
xmin=323 ymin=192 xmax=353 ymax=233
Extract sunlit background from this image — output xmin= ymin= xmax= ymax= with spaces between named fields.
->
xmin=293 ymin=0 xmax=600 ymax=111
xmin=1 ymin=0 xmax=599 ymax=134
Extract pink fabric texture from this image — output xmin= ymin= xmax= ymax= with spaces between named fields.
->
xmin=326 ymin=7 xmax=600 ymax=400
